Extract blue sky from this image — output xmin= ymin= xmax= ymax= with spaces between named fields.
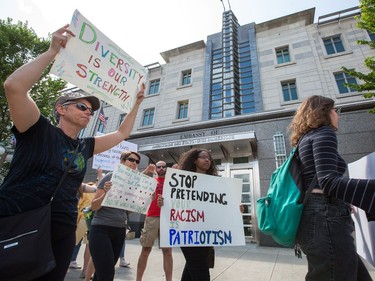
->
xmin=0 ymin=0 xmax=360 ymax=65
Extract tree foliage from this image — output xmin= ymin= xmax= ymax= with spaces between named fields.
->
xmin=0 ymin=18 xmax=67 ymax=177
xmin=342 ymin=0 xmax=375 ymax=112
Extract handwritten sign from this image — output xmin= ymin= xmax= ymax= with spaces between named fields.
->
xmin=50 ymin=9 xmax=147 ymax=112
xmin=348 ymin=152 xmax=375 ymax=267
xmin=92 ymin=132 xmax=138 ymax=171
xmin=102 ymin=164 xmax=157 ymax=214
xmin=160 ymin=168 xmax=245 ymax=247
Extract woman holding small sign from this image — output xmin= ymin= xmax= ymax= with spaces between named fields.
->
xmin=89 ymin=151 xmax=152 ymax=281
xmin=159 ymin=148 xmax=217 ymax=281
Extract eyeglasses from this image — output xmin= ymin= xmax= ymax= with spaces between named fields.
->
xmin=333 ymin=107 xmax=341 ymax=114
xmin=63 ymin=102 xmax=94 ymax=116
xmin=198 ymin=156 xmax=212 ymax=161
xmin=125 ymin=157 xmax=140 ymax=164
xmin=156 ymin=165 xmax=167 ymax=169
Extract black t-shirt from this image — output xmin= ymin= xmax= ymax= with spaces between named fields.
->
xmin=0 ymin=115 xmax=95 ymax=226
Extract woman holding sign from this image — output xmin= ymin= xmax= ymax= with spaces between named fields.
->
xmin=89 ymin=151 xmax=151 ymax=281
xmin=1 ymin=25 xmax=145 ymax=281
xmin=160 ymin=148 xmax=218 ymax=281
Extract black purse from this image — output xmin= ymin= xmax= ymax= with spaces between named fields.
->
xmin=0 ymin=145 xmax=79 ymax=281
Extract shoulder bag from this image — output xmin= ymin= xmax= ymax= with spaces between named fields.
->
xmin=0 ymin=144 xmax=79 ymax=281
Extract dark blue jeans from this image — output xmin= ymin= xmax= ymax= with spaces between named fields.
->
xmin=296 ymin=194 xmax=372 ymax=281
xmin=180 ymin=246 xmax=210 ymax=281
xmin=89 ymin=224 xmax=125 ymax=281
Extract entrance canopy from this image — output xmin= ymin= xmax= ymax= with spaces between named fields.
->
xmin=137 ymin=132 xmax=257 ymax=164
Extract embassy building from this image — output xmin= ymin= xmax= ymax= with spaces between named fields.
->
xmin=81 ymin=6 xmax=375 ymax=246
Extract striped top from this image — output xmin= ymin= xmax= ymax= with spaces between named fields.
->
xmin=298 ymin=125 xmax=375 ymax=215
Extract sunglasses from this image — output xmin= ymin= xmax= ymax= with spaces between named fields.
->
xmin=125 ymin=157 xmax=140 ymax=164
xmin=156 ymin=165 xmax=167 ymax=169
xmin=333 ymin=107 xmax=341 ymax=114
xmin=63 ymin=102 xmax=94 ymax=116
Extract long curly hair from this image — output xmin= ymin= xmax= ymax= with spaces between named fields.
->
xmin=178 ymin=148 xmax=218 ymax=176
xmin=288 ymin=95 xmax=334 ymax=146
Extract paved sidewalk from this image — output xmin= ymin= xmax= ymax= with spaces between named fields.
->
xmin=65 ymin=239 xmax=375 ymax=281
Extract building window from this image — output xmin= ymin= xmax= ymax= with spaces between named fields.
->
xmin=118 ymin=113 xmax=126 ymax=127
xmin=323 ymin=35 xmax=345 ymax=55
xmin=141 ymin=108 xmax=155 ymax=127
xmin=78 ymin=128 xmax=86 ymax=138
xmin=281 ymin=80 xmax=298 ymax=102
xmin=276 ymin=46 xmax=290 ymax=64
xmin=233 ymin=157 xmax=249 ymax=164
xmin=148 ymin=79 xmax=160 ymax=95
xmin=97 ymin=121 xmax=106 ymax=133
xmin=181 ymin=70 xmax=192 ymax=86
xmin=334 ymin=71 xmax=358 ymax=94
xmin=273 ymin=133 xmax=287 ymax=168
xmin=177 ymin=101 xmax=189 ymax=119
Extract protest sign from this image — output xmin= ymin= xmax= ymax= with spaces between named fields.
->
xmin=160 ymin=168 xmax=245 ymax=247
xmin=348 ymin=152 xmax=375 ymax=267
xmin=101 ymin=164 xmax=157 ymax=214
xmin=50 ymin=9 xmax=147 ymax=112
xmin=92 ymin=132 xmax=138 ymax=171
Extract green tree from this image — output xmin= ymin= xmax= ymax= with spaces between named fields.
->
xmin=342 ymin=0 xmax=375 ymax=112
xmin=0 ymin=18 xmax=67 ymax=178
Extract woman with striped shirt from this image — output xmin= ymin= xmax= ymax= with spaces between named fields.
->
xmin=289 ymin=95 xmax=375 ymax=281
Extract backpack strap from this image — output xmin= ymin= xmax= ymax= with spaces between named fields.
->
xmin=295 ymin=134 xmax=318 ymax=204
xmin=302 ymin=175 xmax=317 ymax=204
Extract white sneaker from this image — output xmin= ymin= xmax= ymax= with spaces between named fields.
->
xmin=69 ymin=261 xmax=82 ymax=269
xmin=119 ymin=258 xmax=130 ymax=268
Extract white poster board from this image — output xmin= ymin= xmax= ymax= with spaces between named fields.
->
xmin=101 ymin=164 xmax=157 ymax=214
xmin=160 ymin=168 xmax=245 ymax=247
xmin=92 ymin=132 xmax=138 ymax=171
xmin=348 ymin=152 xmax=375 ymax=268
xmin=50 ymin=9 xmax=147 ymax=112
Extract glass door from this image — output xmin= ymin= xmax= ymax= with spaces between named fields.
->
xmin=230 ymin=169 xmax=255 ymax=242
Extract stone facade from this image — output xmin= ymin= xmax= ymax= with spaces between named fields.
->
xmin=82 ymin=6 xmax=375 ymax=246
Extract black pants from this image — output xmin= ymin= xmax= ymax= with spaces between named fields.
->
xmin=89 ymin=224 xmax=125 ymax=281
xmin=33 ymin=221 xmax=76 ymax=281
xmin=180 ymin=246 xmax=210 ymax=281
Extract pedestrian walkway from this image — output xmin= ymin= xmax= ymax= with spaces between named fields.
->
xmin=65 ymin=239 xmax=375 ymax=281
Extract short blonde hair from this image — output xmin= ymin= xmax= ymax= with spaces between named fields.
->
xmin=120 ymin=151 xmax=141 ymax=162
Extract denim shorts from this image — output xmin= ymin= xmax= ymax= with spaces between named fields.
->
xmin=296 ymin=194 xmax=372 ymax=281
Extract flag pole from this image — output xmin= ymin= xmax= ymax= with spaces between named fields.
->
xmin=220 ymin=0 xmax=226 ymax=11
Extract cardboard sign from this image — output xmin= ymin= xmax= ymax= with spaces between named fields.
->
xmin=348 ymin=152 xmax=375 ymax=267
xmin=50 ymin=9 xmax=147 ymax=112
xmin=101 ymin=164 xmax=157 ymax=214
xmin=92 ymin=132 xmax=138 ymax=171
xmin=160 ymin=168 xmax=245 ymax=247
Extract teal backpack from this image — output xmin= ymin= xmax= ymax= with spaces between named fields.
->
xmin=256 ymin=144 xmax=316 ymax=247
